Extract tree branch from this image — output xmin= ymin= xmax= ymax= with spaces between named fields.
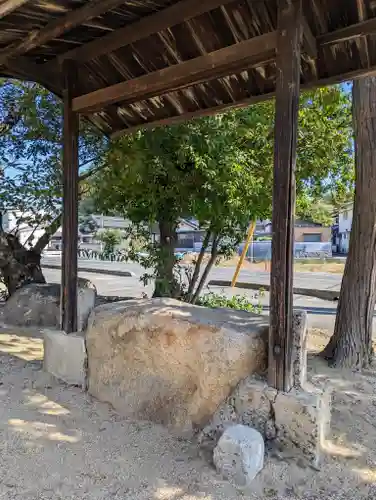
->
xmin=33 ymin=213 xmax=62 ymax=254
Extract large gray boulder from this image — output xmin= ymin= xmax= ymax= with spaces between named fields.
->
xmin=0 ymin=279 xmax=96 ymax=331
xmin=86 ymin=298 xmax=268 ymax=434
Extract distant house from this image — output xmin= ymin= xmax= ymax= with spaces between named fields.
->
xmin=2 ymin=210 xmax=46 ymax=247
xmin=334 ymin=201 xmax=353 ymax=254
xmin=255 ymin=218 xmax=331 ymax=243
xmin=294 ymin=219 xmax=331 ymax=243
xmin=150 ymin=218 xmax=207 ymax=250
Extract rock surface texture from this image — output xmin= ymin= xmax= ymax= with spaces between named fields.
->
xmin=199 ymin=376 xmax=331 ymax=467
xmin=86 ymin=298 xmax=269 ymax=434
xmin=213 ymin=424 xmax=264 ymax=488
xmin=0 ymin=279 xmax=96 ymax=331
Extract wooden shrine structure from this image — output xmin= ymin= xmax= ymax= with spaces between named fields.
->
xmin=0 ymin=0 xmax=374 ymax=391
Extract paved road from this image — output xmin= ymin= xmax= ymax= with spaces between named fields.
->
xmin=41 ymin=256 xmax=351 ymax=331
xmin=42 ymin=256 xmax=343 ymax=291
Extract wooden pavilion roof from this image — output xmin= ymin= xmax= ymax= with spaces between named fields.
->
xmin=0 ymin=0 xmax=374 ymax=136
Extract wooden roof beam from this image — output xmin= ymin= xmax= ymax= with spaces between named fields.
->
xmin=0 ymin=0 xmax=129 ymax=66
xmin=72 ymin=31 xmax=277 ymax=114
xmin=6 ymin=57 xmax=60 ymax=95
xmin=319 ymin=17 xmax=376 ymax=46
xmin=48 ymin=0 xmax=239 ymax=67
xmin=111 ymin=60 xmax=376 ymax=138
xmin=0 ymin=0 xmax=30 ymax=19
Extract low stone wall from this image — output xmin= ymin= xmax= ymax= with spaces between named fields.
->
xmin=85 ymin=298 xmax=269 ymax=434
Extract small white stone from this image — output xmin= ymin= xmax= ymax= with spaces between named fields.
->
xmin=213 ymin=424 xmax=264 ymax=487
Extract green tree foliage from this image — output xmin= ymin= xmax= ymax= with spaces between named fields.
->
xmin=0 ymin=79 xmax=106 ymax=296
xmin=97 ymin=229 xmax=122 ymax=257
xmin=92 ymin=86 xmax=353 ymax=299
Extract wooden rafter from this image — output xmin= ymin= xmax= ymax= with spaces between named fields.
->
xmin=318 ymin=17 xmax=376 ymax=46
xmin=302 ymin=15 xmax=317 ymax=58
xmin=110 ymin=57 xmax=376 ymax=138
xmin=0 ymin=0 xmax=129 ymax=66
xmin=355 ymin=0 xmax=370 ymax=69
xmin=47 ymin=0 xmax=238 ymax=67
xmin=0 ymin=0 xmax=30 ymax=19
xmin=72 ymin=31 xmax=277 ymax=113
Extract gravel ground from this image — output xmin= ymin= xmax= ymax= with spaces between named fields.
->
xmin=1 ymin=328 xmax=376 ymax=499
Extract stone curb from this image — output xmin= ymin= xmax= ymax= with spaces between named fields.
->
xmin=208 ymin=280 xmax=339 ymax=301
xmin=42 ymin=263 xmax=134 ymax=278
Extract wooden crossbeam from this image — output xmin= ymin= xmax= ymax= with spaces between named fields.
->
xmin=6 ymin=57 xmax=60 ymax=95
xmin=0 ymin=0 xmax=30 ymax=18
xmin=0 ymin=0 xmax=129 ymax=66
xmin=49 ymin=0 xmax=238 ymax=67
xmin=318 ymin=17 xmax=376 ymax=46
xmin=72 ymin=32 xmax=277 ymax=113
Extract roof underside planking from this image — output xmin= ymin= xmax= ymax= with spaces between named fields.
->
xmin=0 ymin=0 xmax=374 ymax=137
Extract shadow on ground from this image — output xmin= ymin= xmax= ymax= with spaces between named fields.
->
xmin=0 ymin=327 xmax=375 ymax=499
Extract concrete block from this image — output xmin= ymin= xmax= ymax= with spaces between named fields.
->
xmin=213 ymin=424 xmax=264 ymax=488
xmin=274 ymin=386 xmax=331 ymax=467
xmin=43 ymin=329 xmax=86 ymax=388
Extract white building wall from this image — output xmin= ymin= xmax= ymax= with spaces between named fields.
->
xmin=338 ymin=205 xmax=353 ymax=254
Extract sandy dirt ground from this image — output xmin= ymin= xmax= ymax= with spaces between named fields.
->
xmin=1 ymin=328 xmax=376 ymax=499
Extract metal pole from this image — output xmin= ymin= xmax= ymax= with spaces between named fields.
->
xmin=231 ymin=220 xmax=256 ymax=287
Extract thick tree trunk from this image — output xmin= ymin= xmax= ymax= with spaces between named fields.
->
xmin=0 ymin=231 xmax=45 ymax=297
xmin=153 ymin=219 xmax=179 ymax=298
xmin=186 ymin=229 xmax=211 ymax=302
xmin=322 ymin=77 xmax=376 ymax=369
xmin=191 ymin=235 xmax=219 ymax=304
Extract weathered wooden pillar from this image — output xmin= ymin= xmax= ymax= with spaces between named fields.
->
xmin=268 ymin=0 xmax=302 ymax=391
xmin=61 ymin=60 xmax=79 ymax=333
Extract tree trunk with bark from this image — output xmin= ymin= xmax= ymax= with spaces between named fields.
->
xmin=0 ymin=231 xmax=45 ymax=297
xmin=153 ymin=219 xmax=179 ymax=298
xmin=322 ymin=77 xmax=376 ymax=369
xmin=191 ymin=234 xmax=220 ymax=304
xmin=0 ymin=215 xmax=61 ymax=297
xmin=186 ymin=229 xmax=211 ymax=302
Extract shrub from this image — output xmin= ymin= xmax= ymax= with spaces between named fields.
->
xmin=196 ymin=291 xmax=263 ymax=314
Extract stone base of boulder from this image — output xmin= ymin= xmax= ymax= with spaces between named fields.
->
xmin=43 ymin=329 xmax=86 ymax=388
xmin=199 ymin=376 xmax=331 ymax=467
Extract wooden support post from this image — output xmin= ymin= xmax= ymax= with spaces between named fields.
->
xmin=61 ymin=60 xmax=79 ymax=333
xmin=268 ymin=0 xmax=302 ymax=392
